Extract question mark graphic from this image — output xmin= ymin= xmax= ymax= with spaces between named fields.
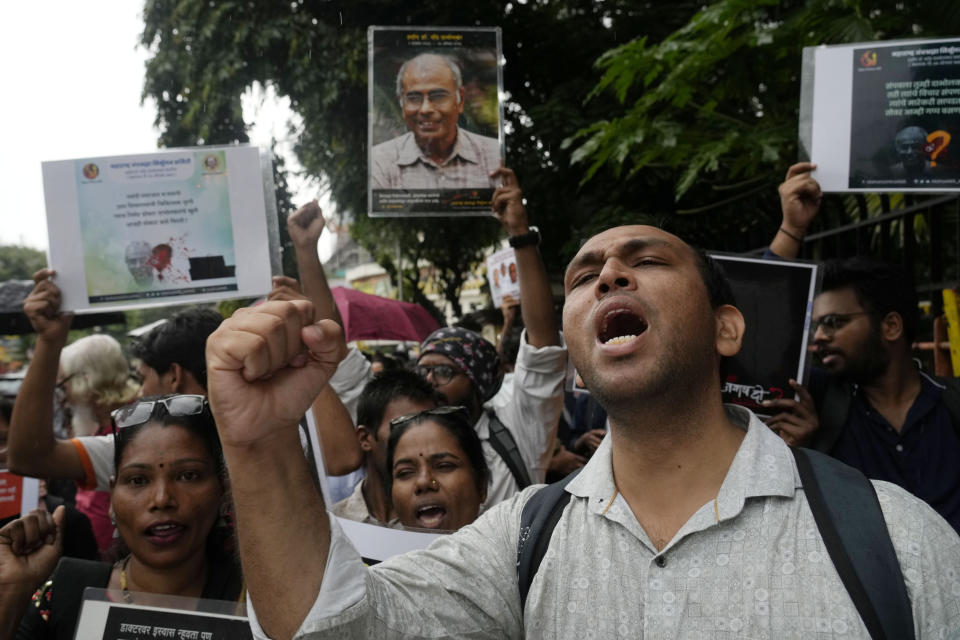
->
xmin=925 ymin=130 xmax=952 ymax=167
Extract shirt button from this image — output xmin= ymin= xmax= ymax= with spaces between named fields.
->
xmin=895 ymin=444 xmax=904 ymax=452
xmin=655 ymin=556 xmax=667 ymax=568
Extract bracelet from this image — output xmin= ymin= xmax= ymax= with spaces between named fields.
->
xmin=509 ymin=226 xmax=541 ymax=249
xmin=778 ymin=227 xmax=803 ymax=244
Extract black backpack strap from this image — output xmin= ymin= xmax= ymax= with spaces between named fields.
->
xmin=486 ymin=410 xmax=533 ymax=490
xmin=792 ymin=448 xmax=914 ymax=640
xmin=516 ymin=469 xmax=581 ymax=611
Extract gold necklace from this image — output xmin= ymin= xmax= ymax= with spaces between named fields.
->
xmin=118 ymin=556 xmax=133 ymax=603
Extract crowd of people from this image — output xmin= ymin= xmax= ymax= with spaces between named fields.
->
xmin=0 ymin=162 xmax=957 ymax=638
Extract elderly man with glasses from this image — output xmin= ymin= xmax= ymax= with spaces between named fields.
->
xmin=370 ymin=53 xmax=501 ymax=191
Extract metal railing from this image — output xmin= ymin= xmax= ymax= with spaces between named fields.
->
xmin=748 ymin=193 xmax=960 ymax=317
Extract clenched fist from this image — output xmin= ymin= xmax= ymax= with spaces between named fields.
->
xmin=205 ymin=300 xmax=347 ymax=447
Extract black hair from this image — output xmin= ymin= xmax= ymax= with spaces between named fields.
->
xmin=691 ymin=247 xmax=737 ymax=311
xmin=500 ymin=325 xmax=523 ymax=369
xmin=357 ymin=369 xmax=439 ymax=438
xmin=369 ymin=351 xmax=401 ymax=374
xmin=821 ymin=257 xmax=920 ymax=342
xmin=130 ymin=308 xmax=223 ymax=390
xmin=109 ymin=394 xmax=234 ymax=565
xmin=386 ymin=409 xmax=489 ymax=496
xmin=112 ymin=395 xmax=225 ymax=482
xmin=0 ymin=397 xmax=13 ymax=425
xmin=691 ymin=247 xmax=737 ymax=383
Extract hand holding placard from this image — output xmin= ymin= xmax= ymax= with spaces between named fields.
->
xmin=778 ymin=162 xmax=822 ymax=237
xmin=23 ymin=270 xmax=73 ymax=345
xmin=762 ymin=379 xmax=819 ymax=447
xmin=491 ymin=167 xmax=529 ymax=236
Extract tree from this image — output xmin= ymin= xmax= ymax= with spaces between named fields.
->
xmin=0 ymin=245 xmax=47 ymax=281
xmin=140 ymin=0 xmax=705 ymax=318
xmin=567 ymin=0 xmax=960 ymax=251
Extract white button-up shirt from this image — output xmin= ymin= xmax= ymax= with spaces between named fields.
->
xmin=252 ymin=405 xmax=960 ymax=639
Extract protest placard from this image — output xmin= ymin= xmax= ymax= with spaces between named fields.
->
xmin=711 ymin=254 xmax=818 ymax=414
xmin=0 ymin=471 xmax=39 ymax=521
xmin=368 ymin=26 xmax=504 ymax=216
xmin=801 ymin=37 xmax=960 ymax=191
xmin=75 ymin=589 xmax=251 ymax=640
xmin=485 ymin=247 xmax=520 ymax=308
xmin=41 ymin=146 xmax=277 ymax=312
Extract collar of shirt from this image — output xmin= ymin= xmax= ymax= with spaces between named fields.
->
xmin=852 ymin=369 xmax=945 ymax=437
xmin=564 ymin=404 xmax=798 ymax=553
xmin=396 ymin=128 xmax=481 ymax=168
xmin=336 ymin=478 xmax=400 ymax=528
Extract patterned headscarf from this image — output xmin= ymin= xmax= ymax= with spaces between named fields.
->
xmin=419 ymin=327 xmax=503 ymax=402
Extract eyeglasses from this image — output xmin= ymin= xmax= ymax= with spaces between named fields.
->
xmin=811 ymin=312 xmax=874 ymax=337
xmin=389 ymin=405 xmax=468 ymax=431
xmin=111 ymin=395 xmax=209 ymax=430
xmin=415 ymin=364 xmax=460 ymax=386
xmin=402 ymin=89 xmax=455 ymax=108
xmin=54 ymin=373 xmax=76 ymax=401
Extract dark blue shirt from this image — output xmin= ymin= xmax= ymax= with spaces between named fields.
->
xmin=824 ymin=370 xmax=960 ymax=534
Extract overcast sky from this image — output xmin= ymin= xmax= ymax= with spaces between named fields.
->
xmin=0 ymin=1 xmax=332 ymax=258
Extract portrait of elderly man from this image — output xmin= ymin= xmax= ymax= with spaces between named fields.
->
xmin=370 ymin=53 xmax=502 ymax=191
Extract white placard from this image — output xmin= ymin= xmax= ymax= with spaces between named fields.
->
xmin=802 ymin=37 xmax=960 ymax=192
xmin=41 ymin=146 xmax=274 ymax=312
xmin=485 ymin=247 xmax=520 ymax=308
xmin=336 ymin=517 xmax=441 ymax=563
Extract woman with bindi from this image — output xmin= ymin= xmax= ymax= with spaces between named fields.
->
xmin=386 ymin=407 xmax=489 ymax=532
xmin=0 ymin=394 xmax=242 ymax=639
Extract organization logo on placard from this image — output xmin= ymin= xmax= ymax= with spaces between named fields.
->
xmin=203 ymin=154 xmax=221 ymax=172
xmin=82 ymin=163 xmax=100 ymax=180
xmin=859 ymin=50 xmax=878 ymax=67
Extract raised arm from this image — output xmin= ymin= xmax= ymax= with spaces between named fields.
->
xmin=7 ymin=270 xmax=87 ymax=482
xmin=206 ymin=301 xmax=346 ymax=640
xmin=769 ymin=162 xmax=823 ymax=259
xmin=287 ymin=200 xmax=343 ymax=325
xmin=0 ymin=507 xmax=63 ymax=639
xmin=490 ymin=168 xmax=559 ymax=348
xmin=268 ymin=277 xmax=363 ymax=475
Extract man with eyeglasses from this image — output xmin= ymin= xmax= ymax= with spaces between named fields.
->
xmin=766 ymin=163 xmax=960 ymax=534
xmin=370 ymin=53 xmax=501 ymax=190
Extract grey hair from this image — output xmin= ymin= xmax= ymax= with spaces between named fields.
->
xmin=395 ymin=53 xmax=463 ymax=103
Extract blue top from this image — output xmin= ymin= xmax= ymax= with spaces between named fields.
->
xmin=812 ymin=368 xmax=960 ymax=534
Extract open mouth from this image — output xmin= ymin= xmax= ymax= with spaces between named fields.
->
xmin=597 ymin=307 xmax=648 ymax=346
xmin=415 ymin=504 xmax=447 ymax=528
xmin=817 ymin=348 xmax=843 ymax=367
xmin=144 ymin=522 xmax=186 ymax=545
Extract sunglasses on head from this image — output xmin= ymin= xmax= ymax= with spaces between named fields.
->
xmin=111 ymin=394 xmax=210 ymax=431
xmin=389 ymin=405 xmax=469 ymax=431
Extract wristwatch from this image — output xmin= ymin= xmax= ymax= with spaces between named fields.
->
xmin=508 ymin=226 xmax=541 ymax=249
